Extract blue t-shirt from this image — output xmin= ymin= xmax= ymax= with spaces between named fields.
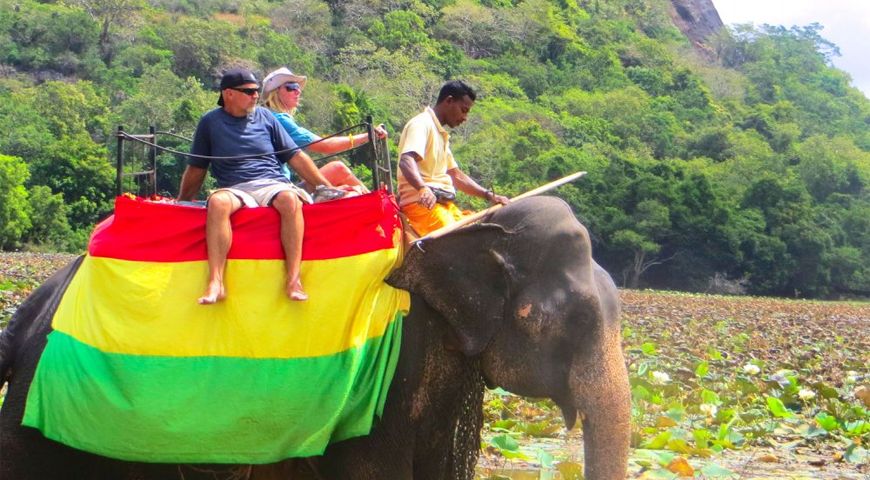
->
xmin=189 ymin=107 xmax=300 ymax=188
xmin=273 ymin=112 xmax=320 ymax=182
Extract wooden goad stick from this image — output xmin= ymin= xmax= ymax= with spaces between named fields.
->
xmin=414 ymin=171 xmax=587 ymax=244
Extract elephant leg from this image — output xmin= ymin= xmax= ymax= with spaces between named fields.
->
xmin=1 ymin=375 xmax=180 ymax=479
xmin=571 ymin=334 xmax=631 ymax=480
xmin=251 ymin=460 xmax=323 ymax=480
xmin=0 ymin=420 xmax=87 ymax=479
xmin=311 ymin=434 xmax=414 ymax=480
xmin=0 ymin=422 xmax=163 ymax=479
xmin=1 ymin=362 xmax=99 ymax=479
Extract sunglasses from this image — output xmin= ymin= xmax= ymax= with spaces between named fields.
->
xmin=229 ymin=87 xmax=259 ymax=96
xmin=283 ymin=82 xmax=301 ymax=92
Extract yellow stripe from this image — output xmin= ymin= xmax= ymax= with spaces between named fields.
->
xmin=52 ymin=252 xmax=409 ymax=359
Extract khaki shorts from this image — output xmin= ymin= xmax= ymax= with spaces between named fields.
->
xmin=212 ymin=179 xmax=312 ymax=207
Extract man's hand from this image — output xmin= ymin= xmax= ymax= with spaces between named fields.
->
xmin=399 ymin=152 xmax=437 ymax=209
xmin=289 ymin=150 xmax=332 ymax=188
xmin=486 ymin=190 xmax=509 ymax=205
xmin=418 ymin=186 xmax=437 ymax=209
xmin=447 ymin=167 xmax=509 ymax=206
xmin=177 ymin=165 xmax=207 ymax=201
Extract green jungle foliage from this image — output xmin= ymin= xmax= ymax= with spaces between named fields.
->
xmin=0 ymin=0 xmax=868 ymax=299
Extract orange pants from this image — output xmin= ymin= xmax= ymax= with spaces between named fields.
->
xmin=401 ymin=201 xmax=466 ymax=236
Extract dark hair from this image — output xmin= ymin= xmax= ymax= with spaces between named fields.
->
xmin=436 ymin=80 xmax=476 ymax=104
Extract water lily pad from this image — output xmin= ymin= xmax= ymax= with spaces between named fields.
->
xmin=766 ymin=396 xmax=794 ymax=418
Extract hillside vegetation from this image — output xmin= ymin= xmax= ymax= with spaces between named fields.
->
xmin=0 ymin=0 xmax=868 ymax=299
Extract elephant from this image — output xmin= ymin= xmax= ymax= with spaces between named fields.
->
xmin=0 ymin=196 xmax=631 ymax=479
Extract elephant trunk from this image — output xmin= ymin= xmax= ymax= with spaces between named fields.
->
xmin=569 ymin=333 xmax=631 ymax=480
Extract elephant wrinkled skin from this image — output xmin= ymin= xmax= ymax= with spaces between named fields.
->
xmin=0 ymin=196 xmax=630 ymax=479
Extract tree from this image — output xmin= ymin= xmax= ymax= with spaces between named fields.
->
xmin=0 ymin=90 xmax=54 ymax=162
xmin=435 ymin=0 xmax=504 ymax=58
xmin=795 ymin=135 xmax=867 ymax=202
xmin=2 ymin=1 xmax=101 ymax=75
xmin=331 ymin=41 xmax=441 ymax=127
xmin=163 ymin=17 xmax=243 ymax=81
xmin=28 ymin=133 xmax=114 ymax=232
xmin=828 ymin=246 xmax=870 ymax=295
xmin=268 ymin=0 xmax=333 ymax=56
xmin=658 ymin=170 xmax=742 ymax=290
xmin=253 ymin=30 xmax=313 ymax=77
xmin=611 ymin=199 xmax=671 ymax=288
xmin=114 ymin=66 xmax=212 ymax=133
xmin=25 ymin=185 xmax=73 ymax=251
xmin=68 ymin=0 xmax=143 ymax=63
xmin=368 ymin=10 xmax=430 ymax=52
xmin=28 ymin=80 xmax=109 ymax=141
xmin=0 ymin=154 xmax=32 ymax=250
xmin=739 ymin=175 xmax=834 ymax=297
xmin=331 ymin=84 xmax=382 ymax=132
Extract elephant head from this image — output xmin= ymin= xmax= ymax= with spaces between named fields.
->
xmin=388 ymin=196 xmax=630 ymax=479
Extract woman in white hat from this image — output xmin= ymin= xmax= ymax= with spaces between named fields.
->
xmin=261 ymin=67 xmax=387 ymax=193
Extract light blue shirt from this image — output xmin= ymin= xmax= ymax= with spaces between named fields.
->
xmin=274 ymin=112 xmax=320 ymax=182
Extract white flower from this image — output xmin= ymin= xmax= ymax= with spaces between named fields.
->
xmin=798 ymin=388 xmax=816 ymax=401
xmin=651 ymin=371 xmax=671 ymax=384
xmin=743 ymin=364 xmax=761 ymax=375
xmin=700 ymin=403 xmax=718 ymax=417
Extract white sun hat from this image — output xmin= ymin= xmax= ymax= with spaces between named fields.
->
xmin=262 ymin=67 xmax=308 ymax=96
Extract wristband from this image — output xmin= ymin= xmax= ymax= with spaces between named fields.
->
xmin=485 ymin=189 xmax=494 ymax=201
xmin=348 ymin=134 xmax=355 ymax=148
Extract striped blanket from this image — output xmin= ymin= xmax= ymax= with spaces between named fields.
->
xmin=22 ymin=191 xmax=409 ymax=464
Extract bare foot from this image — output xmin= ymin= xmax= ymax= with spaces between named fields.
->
xmin=198 ymin=280 xmax=226 ymax=305
xmin=287 ymin=279 xmax=308 ymax=301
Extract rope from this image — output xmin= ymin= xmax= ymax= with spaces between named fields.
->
xmin=154 ymin=130 xmax=193 ymax=142
xmin=116 ymin=122 xmax=369 ymax=162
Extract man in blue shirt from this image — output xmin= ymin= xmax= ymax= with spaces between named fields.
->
xmin=178 ymin=68 xmax=331 ymax=304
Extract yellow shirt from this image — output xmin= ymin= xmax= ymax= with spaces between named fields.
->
xmin=397 ymin=106 xmax=458 ymax=207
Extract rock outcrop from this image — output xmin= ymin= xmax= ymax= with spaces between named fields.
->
xmin=669 ymin=0 xmax=724 ymax=50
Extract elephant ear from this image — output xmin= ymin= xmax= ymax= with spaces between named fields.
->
xmin=388 ymin=223 xmax=516 ymax=356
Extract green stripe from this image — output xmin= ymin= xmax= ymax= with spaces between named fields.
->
xmin=22 ymin=314 xmax=402 ymax=464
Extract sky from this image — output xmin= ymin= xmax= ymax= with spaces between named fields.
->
xmin=712 ymin=0 xmax=870 ymax=97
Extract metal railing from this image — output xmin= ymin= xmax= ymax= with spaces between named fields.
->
xmin=115 ymin=125 xmax=157 ymax=197
xmin=364 ymin=116 xmax=393 ymax=193
xmin=115 ymin=115 xmax=393 ymax=198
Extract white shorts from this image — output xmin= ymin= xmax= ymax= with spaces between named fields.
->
xmin=211 ymin=179 xmax=312 ymax=207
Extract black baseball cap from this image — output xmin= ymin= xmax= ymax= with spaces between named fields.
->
xmin=217 ymin=68 xmax=259 ymax=106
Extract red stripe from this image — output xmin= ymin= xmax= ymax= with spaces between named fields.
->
xmin=88 ymin=190 xmax=402 ymax=262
